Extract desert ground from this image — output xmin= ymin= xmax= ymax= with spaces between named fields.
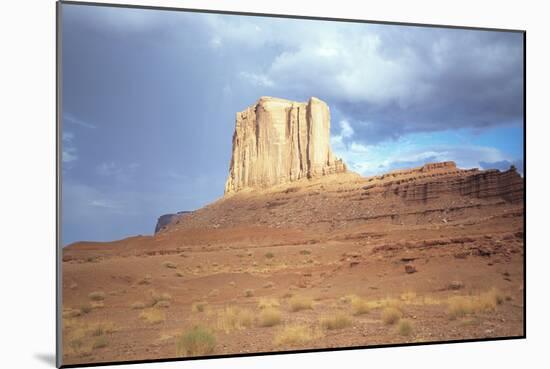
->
xmin=61 ymin=163 xmax=524 ymax=365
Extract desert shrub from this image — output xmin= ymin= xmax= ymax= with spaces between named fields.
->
xmin=156 ymin=300 xmax=171 ymax=308
xmin=176 ymin=272 xmax=184 ymax=277
xmin=351 ymin=296 xmax=370 ymax=315
xmin=139 ymin=309 xmax=165 ymax=324
xmin=192 ymin=301 xmax=208 ymax=313
xmin=258 ymin=298 xmax=280 ymax=310
xmin=282 ymin=292 xmax=293 ymax=299
xmin=229 ymin=281 xmax=236 ymax=287
xmin=447 ymin=288 xmax=504 ymax=320
xmin=163 ymin=261 xmax=177 ymax=269
xmin=89 ymin=322 xmax=116 ymax=336
xmin=259 ymin=308 xmax=282 ymax=327
xmin=92 ymin=336 xmax=108 ymax=349
xmin=131 ymin=302 xmax=145 ymax=310
xmin=299 ymin=249 xmax=311 ymax=255
xmin=382 ymin=307 xmax=402 ymax=325
xmin=176 ymin=327 xmax=216 ymax=357
xmin=217 ymin=306 xmax=254 ymax=333
xmin=69 ymin=338 xmax=83 ymax=353
xmin=244 ymin=289 xmax=254 ymax=298
xmin=88 ymin=291 xmax=105 ymax=301
xmin=273 ymin=325 xmax=319 ymax=346
xmin=447 ymin=296 xmax=473 ymax=319
xmin=398 ymin=319 xmax=413 ymax=336
xmin=138 ymin=275 xmax=152 ymax=285
xmin=289 ymin=296 xmax=313 ymax=312
xmin=263 ymin=282 xmax=275 ymax=289
xmin=320 ymin=315 xmax=352 ymax=330
xmin=265 ymin=252 xmax=275 ymax=259
xmin=400 ymin=291 xmax=417 ymax=302
xmin=151 ymin=291 xmax=172 ymax=306
xmin=91 ymin=302 xmax=104 ymax=309
xmin=63 ymin=309 xmax=82 ymax=319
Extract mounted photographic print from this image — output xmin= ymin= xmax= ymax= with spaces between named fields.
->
xmin=57 ymin=1 xmax=525 ymax=367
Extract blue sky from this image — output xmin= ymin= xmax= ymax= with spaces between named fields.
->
xmin=61 ymin=4 xmax=524 ymax=245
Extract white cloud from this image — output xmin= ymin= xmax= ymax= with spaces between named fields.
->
xmin=62 ymin=131 xmax=78 ymax=164
xmin=239 ymin=71 xmax=274 ymax=87
xmin=64 ymin=113 xmax=97 ymax=129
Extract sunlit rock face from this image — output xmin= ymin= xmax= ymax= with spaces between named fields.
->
xmin=224 ymin=96 xmax=347 ymax=194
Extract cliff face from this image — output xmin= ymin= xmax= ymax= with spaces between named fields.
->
xmin=154 ymin=211 xmax=191 ymax=234
xmin=224 ymin=96 xmax=346 ymax=194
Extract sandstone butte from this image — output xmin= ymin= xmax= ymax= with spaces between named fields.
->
xmin=224 ymin=96 xmax=347 ymax=194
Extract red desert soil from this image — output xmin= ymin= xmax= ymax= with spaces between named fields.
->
xmin=61 ymin=162 xmax=524 ymax=365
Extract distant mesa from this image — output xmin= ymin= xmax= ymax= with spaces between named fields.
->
xmin=154 ymin=211 xmax=191 ymax=234
xmin=224 ymin=96 xmax=347 ymax=194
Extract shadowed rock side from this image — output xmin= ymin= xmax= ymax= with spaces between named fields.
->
xmin=224 ymin=96 xmax=346 ymax=194
xmin=154 ymin=211 xmax=192 ymax=234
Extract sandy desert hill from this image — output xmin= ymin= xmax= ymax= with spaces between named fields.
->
xmin=61 ymin=97 xmax=524 ymax=365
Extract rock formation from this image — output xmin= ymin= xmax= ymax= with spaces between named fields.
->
xmin=154 ymin=211 xmax=191 ymax=234
xmin=224 ymin=96 xmax=346 ymax=194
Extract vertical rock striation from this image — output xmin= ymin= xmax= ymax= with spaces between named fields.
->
xmin=224 ymin=96 xmax=346 ymax=194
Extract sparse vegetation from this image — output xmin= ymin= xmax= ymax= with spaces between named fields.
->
xmin=229 ymin=281 xmax=236 ymax=287
xmin=447 ymin=288 xmax=505 ymax=320
xmin=263 ymin=281 xmax=274 ymax=289
xmin=259 ymin=308 xmax=282 ymax=327
xmin=92 ymin=335 xmax=108 ymax=349
xmin=79 ymin=304 xmax=92 ymax=314
xmin=320 ymin=314 xmax=352 ymax=330
xmin=88 ymin=291 xmax=105 ymax=301
xmin=289 ymin=296 xmax=313 ymax=312
xmin=258 ymin=298 xmax=280 ymax=310
xmin=176 ymin=271 xmax=184 ymax=277
xmin=156 ymin=300 xmax=171 ymax=308
xmin=208 ymin=289 xmax=220 ymax=298
xmin=139 ymin=308 xmax=166 ymax=324
xmin=163 ymin=261 xmax=177 ymax=269
xmin=265 ymin=252 xmax=275 ymax=259
xmin=382 ymin=307 xmax=402 ymax=325
xmin=151 ymin=291 xmax=172 ymax=306
xmin=131 ymin=302 xmax=145 ymax=310
xmin=350 ymin=296 xmax=370 ymax=315
xmin=299 ymin=249 xmax=311 ymax=255
xmin=192 ymin=301 xmax=208 ymax=313
xmin=176 ymin=327 xmax=216 ymax=357
xmin=217 ymin=306 xmax=254 ymax=333
xmin=397 ymin=319 xmax=413 ymax=336
xmin=138 ymin=274 xmax=152 ymax=285
xmin=244 ymin=289 xmax=254 ymax=298
xmin=274 ymin=325 xmax=319 ymax=347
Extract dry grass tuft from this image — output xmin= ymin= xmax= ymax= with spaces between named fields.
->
xmin=139 ymin=308 xmax=166 ymax=324
xmin=163 ymin=261 xmax=177 ymax=269
xmin=397 ymin=319 xmax=413 ymax=336
xmin=265 ymin=252 xmax=275 ymax=259
xmin=138 ymin=274 xmax=152 ymax=285
xmin=92 ymin=335 xmax=108 ymax=349
xmin=131 ymin=302 xmax=146 ymax=310
xmin=258 ymin=298 xmax=280 ymax=310
xmin=217 ymin=306 xmax=254 ymax=333
xmin=447 ymin=288 xmax=505 ymax=320
xmin=350 ymin=296 xmax=370 ymax=315
xmin=192 ymin=301 xmax=208 ymax=313
xmin=320 ymin=314 xmax=352 ymax=330
xmin=88 ymin=291 xmax=105 ymax=301
xmin=156 ymin=300 xmax=171 ymax=308
xmin=263 ymin=281 xmax=275 ymax=289
xmin=151 ymin=291 xmax=172 ymax=306
xmin=244 ymin=289 xmax=254 ymax=298
xmin=273 ymin=325 xmax=320 ymax=347
xmin=289 ymin=296 xmax=313 ymax=312
xmin=382 ymin=307 xmax=402 ymax=325
xmin=259 ymin=308 xmax=282 ymax=327
xmin=176 ymin=327 xmax=216 ymax=357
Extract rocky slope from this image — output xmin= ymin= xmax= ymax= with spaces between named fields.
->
xmin=224 ymin=96 xmax=346 ymax=194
